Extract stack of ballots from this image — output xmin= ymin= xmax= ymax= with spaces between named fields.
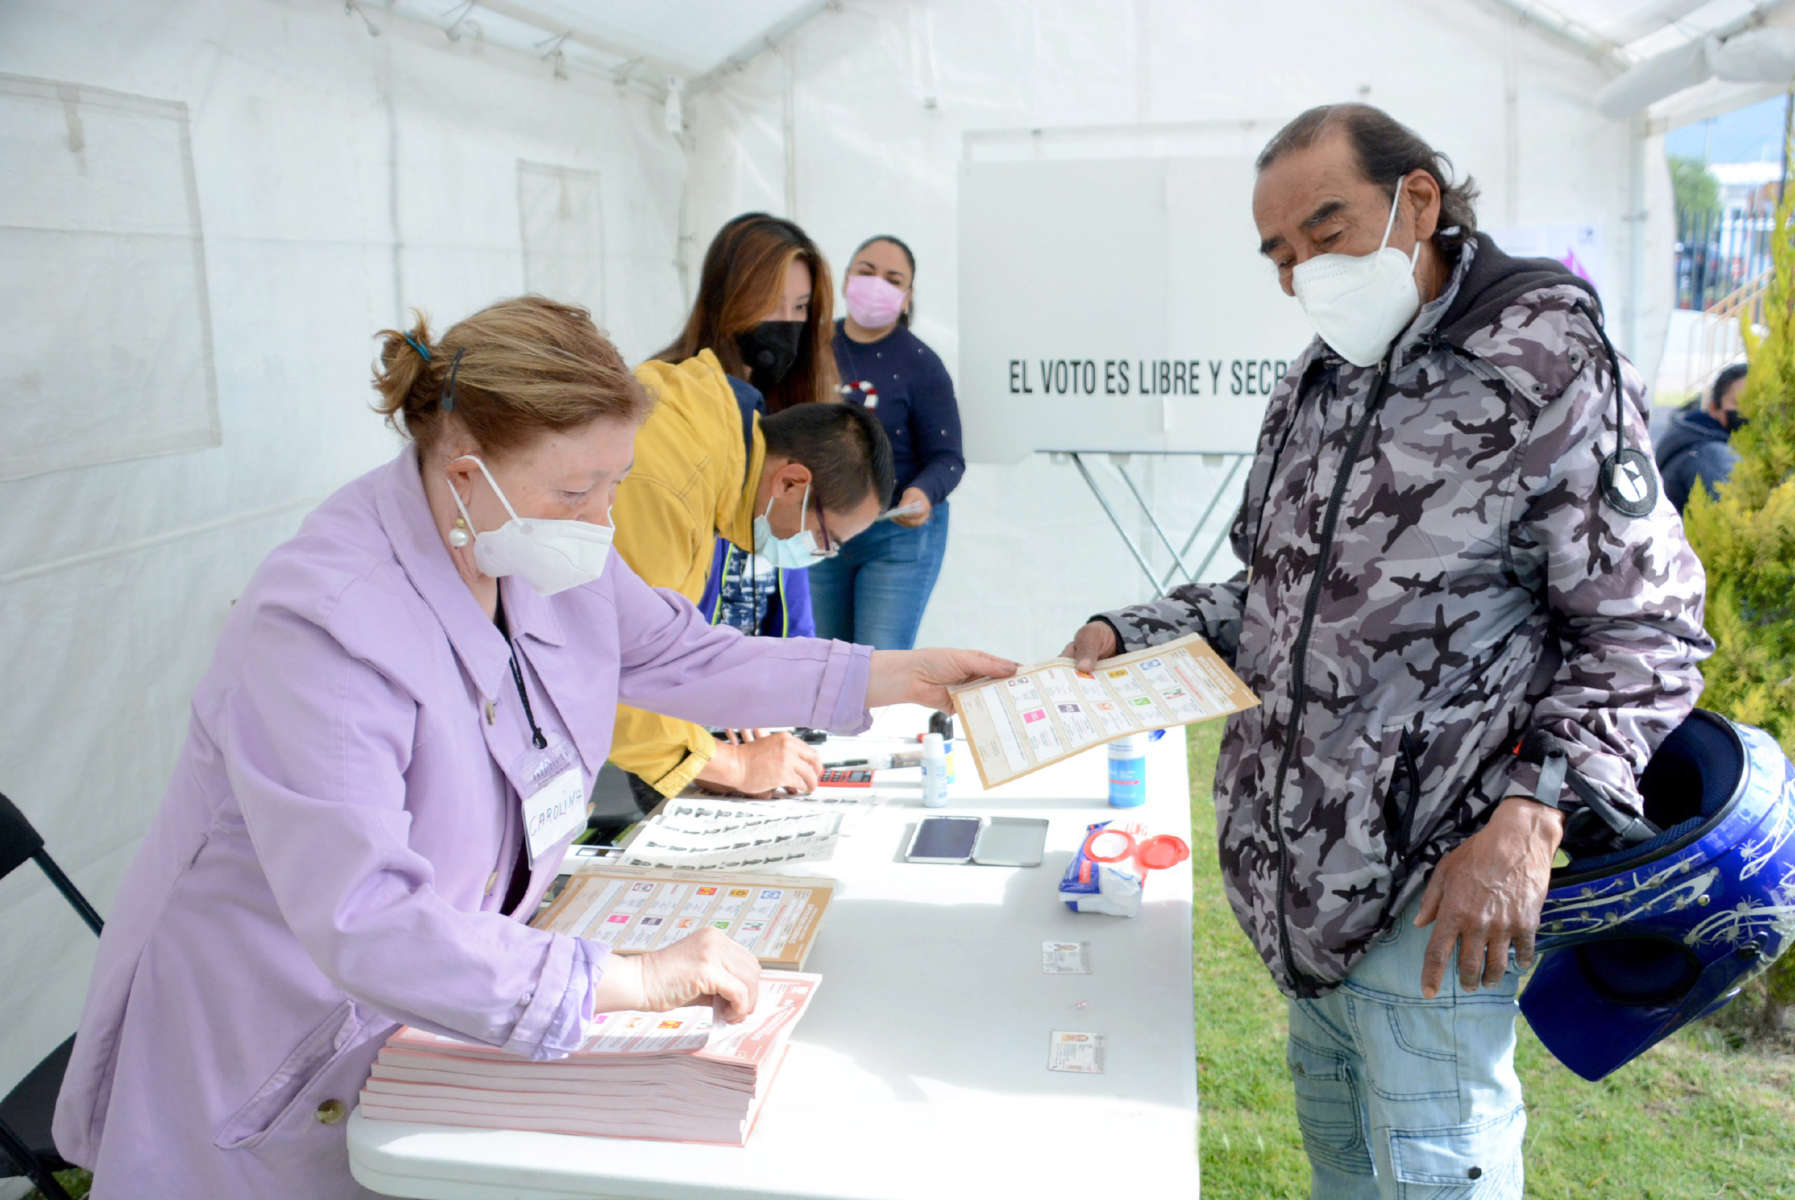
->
xmin=359 ymin=972 xmax=820 ymax=1146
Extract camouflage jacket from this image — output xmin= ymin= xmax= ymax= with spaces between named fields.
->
xmin=1101 ymin=235 xmax=1712 ymax=997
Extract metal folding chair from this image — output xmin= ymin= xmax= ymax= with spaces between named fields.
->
xmin=0 ymin=791 xmax=103 ymax=1200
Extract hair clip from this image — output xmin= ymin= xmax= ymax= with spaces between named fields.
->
xmin=402 ymin=332 xmax=431 ymax=361
xmin=442 ymin=347 xmax=464 ymax=413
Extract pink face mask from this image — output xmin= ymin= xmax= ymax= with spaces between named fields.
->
xmin=844 ymin=273 xmax=908 ymax=328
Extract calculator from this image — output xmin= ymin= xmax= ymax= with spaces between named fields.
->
xmin=818 ymin=768 xmax=874 ymax=787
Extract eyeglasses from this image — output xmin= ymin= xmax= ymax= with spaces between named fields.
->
xmin=811 ymin=503 xmax=840 ymax=559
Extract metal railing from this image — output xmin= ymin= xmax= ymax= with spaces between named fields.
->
xmin=1676 ymin=208 xmax=1777 ymax=314
xmin=1677 ymin=268 xmax=1770 ymax=403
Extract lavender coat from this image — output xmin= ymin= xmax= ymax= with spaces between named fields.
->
xmin=52 ymin=448 xmax=873 ymax=1197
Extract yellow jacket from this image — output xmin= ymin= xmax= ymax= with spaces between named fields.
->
xmin=608 ymin=350 xmax=765 ymax=795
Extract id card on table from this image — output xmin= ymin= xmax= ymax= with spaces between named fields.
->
xmin=517 ymin=739 xmax=587 ymax=861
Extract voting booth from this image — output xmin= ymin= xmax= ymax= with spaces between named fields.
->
xmin=957 ymin=153 xmax=1315 ymax=590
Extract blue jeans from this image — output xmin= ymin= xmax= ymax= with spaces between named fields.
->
xmin=808 ymin=502 xmax=949 ymax=650
xmin=1286 ymin=900 xmax=1526 ymax=1199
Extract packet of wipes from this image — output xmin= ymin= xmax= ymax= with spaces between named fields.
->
xmin=1059 ymin=820 xmax=1190 ymax=918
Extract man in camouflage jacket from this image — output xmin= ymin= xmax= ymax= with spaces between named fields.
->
xmin=1065 ymin=105 xmax=1710 ymax=1196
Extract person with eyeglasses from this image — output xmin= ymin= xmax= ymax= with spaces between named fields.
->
xmin=606 ymin=214 xmax=894 ymax=803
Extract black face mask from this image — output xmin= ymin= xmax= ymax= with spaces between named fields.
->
xmin=735 ymin=320 xmax=804 ymax=387
xmin=1724 ymin=411 xmax=1750 ymax=435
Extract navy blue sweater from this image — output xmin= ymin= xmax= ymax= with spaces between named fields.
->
xmin=1654 ymin=404 xmax=1740 ymax=513
xmin=832 ymin=320 xmax=965 ymax=507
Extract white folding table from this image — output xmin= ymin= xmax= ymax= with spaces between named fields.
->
xmin=349 ymin=706 xmax=1200 ymax=1198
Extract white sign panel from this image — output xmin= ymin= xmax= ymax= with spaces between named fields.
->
xmin=1486 ymin=223 xmax=1605 ymax=298
xmin=957 ymin=156 xmax=1316 ymax=463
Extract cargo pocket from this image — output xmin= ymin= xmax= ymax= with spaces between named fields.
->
xmin=1389 ymin=1104 xmax=1525 ymax=1198
xmin=1287 ymin=1035 xmax=1366 ymax=1173
xmin=213 ymin=1000 xmax=365 ymax=1151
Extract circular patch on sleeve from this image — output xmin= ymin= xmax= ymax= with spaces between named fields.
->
xmin=1599 ymin=448 xmax=1658 ymax=517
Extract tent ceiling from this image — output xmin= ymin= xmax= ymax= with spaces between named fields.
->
xmin=378 ymin=1 xmax=1791 ymax=128
xmin=1534 ymin=0 xmax=1761 ymax=59
xmin=1504 ymin=0 xmax=1795 ymax=124
xmin=487 ymin=0 xmax=822 ymax=75
xmin=1499 ymin=0 xmax=1780 ymax=59
xmin=382 ymin=0 xmax=824 ymax=86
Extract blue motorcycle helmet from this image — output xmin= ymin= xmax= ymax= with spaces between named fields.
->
xmin=1520 ymin=709 xmax=1795 ymax=1081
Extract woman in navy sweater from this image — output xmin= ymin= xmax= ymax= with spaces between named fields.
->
xmin=811 ymin=235 xmax=965 ymax=649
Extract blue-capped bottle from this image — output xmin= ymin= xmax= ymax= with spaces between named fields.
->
xmin=921 ymin=732 xmax=950 ymax=808
xmin=1107 ymin=730 xmax=1164 ymax=807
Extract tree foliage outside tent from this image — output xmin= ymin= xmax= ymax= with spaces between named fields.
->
xmin=1680 ymin=140 xmax=1795 ymax=1039
xmin=1670 ymin=154 xmax=1722 ymax=234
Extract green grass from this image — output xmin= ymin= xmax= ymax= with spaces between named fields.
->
xmin=1188 ymin=723 xmax=1795 ymax=1199
xmin=26 ymin=1170 xmax=89 ymax=1199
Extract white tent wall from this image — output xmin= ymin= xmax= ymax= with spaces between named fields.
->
xmin=0 ymin=0 xmax=686 ymax=1091
xmin=683 ymin=0 xmax=1674 ymax=662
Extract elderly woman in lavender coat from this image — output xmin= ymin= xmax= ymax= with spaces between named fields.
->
xmin=52 ymin=296 xmax=1014 ymax=1197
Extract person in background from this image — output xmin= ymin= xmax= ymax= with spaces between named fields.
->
xmin=608 ymin=386 xmax=893 ymax=801
xmin=809 ymin=235 xmax=965 ymax=650
xmin=52 ymin=296 xmax=1012 ymax=1197
xmin=609 ymin=213 xmax=882 ymax=805
xmin=660 ymin=211 xmax=841 ymax=416
xmin=679 ymin=212 xmax=836 ymax=645
xmin=1655 ymin=361 xmax=1747 ymax=513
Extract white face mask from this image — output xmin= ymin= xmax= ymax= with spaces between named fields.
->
xmin=449 ymin=456 xmax=614 ymax=595
xmin=1291 ymin=178 xmax=1421 ymax=368
xmin=752 ymin=480 xmax=829 ymax=570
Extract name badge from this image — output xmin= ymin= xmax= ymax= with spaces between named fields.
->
xmin=518 ymin=740 xmax=587 ymax=861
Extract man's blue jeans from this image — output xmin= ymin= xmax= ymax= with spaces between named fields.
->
xmin=808 ymin=502 xmax=949 ymax=651
xmin=1286 ymin=900 xmax=1526 ymax=1199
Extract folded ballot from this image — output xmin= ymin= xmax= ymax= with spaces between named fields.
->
xmin=359 ymin=972 xmax=820 ymax=1146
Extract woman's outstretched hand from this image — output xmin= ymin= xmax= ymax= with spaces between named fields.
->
xmin=867 ymin=648 xmax=1019 ymax=711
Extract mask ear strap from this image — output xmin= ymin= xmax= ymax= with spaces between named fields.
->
xmin=451 ymin=455 xmax=523 ymax=524
xmin=1382 ymin=173 xmax=1419 ymax=263
xmin=448 ymin=482 xmax=478 ymax=533
xmin=798 ymin=478 xmax=821 ymax=549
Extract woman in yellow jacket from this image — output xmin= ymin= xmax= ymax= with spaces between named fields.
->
xmin=608 ymin=214 xmax=892 ymax=801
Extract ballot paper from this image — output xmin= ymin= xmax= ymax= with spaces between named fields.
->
xmin=1047 ymin=1031 xmax=1107 ymax=1074
xmin=950 ymin=633 xmax=1258 ymax=788
xmin=678 ymin=785 xmax=891 ymax=809
xmin=1042 ymin=940 xmax=1092 ymax=975
xmin=780 ymin=789 xmax=891 ymax=808
xmin=614 ymin=798 xmax=844 ymax=871
xmin=360 ymin=972 xmax=821 ymax=1146
xmin=533 ymin=866 xmax=835 ymax=969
